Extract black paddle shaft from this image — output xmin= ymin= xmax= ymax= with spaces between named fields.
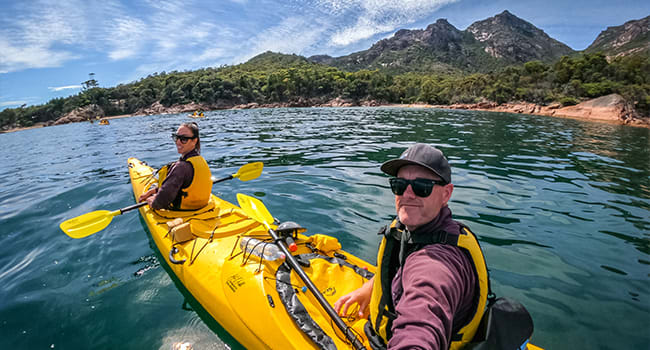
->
xmin=268 ymin=228 xmax=366 ymax=350
xmin=120 ymin=201 xmax=148 ymax=214
xmin=213 ymin=175 xmax=234 ymax=183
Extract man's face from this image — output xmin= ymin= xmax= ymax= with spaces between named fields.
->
xmin=395 ymin=165 xmax=453 ymax=231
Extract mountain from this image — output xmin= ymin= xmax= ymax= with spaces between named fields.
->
xmin=314 ymin=19 xmax=499 ymax=74
xmin=585 ymin=15 xmax=650 ymax=58
xmin=226 ymin=51 xmax=314 ymax=72
xmin=467 ymin=10 xmax=574 ymax=63
xmin=309 ymin=10 xmax=575 ymax=73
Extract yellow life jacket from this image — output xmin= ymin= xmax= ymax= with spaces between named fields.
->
xmin=157 ymin=155 xmax=212 ymax=210
xmin=367 ymin=219 xmax=489 ymax=349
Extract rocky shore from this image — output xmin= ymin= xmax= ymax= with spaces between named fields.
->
xmin=4 ymin=94 xmax=648 ymax=133
xmin=431 ymin=94 xmax=649 ymax=127
xmin=113 ymin=94 xmax=650 ymax=128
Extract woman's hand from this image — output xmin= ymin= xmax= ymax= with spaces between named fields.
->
xmin=145 ymin=195 xmax=156 ymax=207
xmin=138 ymin=187 xmax=157 ymax=202
xmin=334 ymin=277 xmax=374 ymax=319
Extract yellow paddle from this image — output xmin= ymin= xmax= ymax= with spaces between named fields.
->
xmin=60 ymin=162 xmax=264 ymax=239
xmin=212 ymin=161 xmax=263 ymax=183
xmin=236 ymin=193 xmax=366 ymax=350
xmin=60 ymin=202 xmax=148 ymax=239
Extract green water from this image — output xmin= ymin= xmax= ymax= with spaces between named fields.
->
xmin=0 ymin=107 xmax=648 ymax=349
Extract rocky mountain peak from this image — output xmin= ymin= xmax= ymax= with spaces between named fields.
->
xmin=375 ymin=18 xmax=463 ymax=50
xmin=425 ymin=18 xmax=455 ymax=31
xmin=586 ymin=16 xmax=649 ymax=58
xmin=467 ymin=10 xmax=574 ymax=62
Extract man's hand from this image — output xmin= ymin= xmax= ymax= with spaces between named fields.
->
xmin=334 ymin=278 xmax=374 ymax=319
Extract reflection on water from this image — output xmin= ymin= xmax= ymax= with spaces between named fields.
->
xmin=0 ymin=108 xmax=648 ymax=349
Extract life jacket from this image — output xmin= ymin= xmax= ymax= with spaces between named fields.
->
xmin=157 ymin=155 xmax=212 ymax=210
xmin=366 ymin=219 xmax=489 ymax=350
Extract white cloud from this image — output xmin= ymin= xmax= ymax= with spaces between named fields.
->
xmin=0 ymin=100 xmax=29 ymax=107
xmin=48 ymin=85 xmax=83 ymax=92
xmin=236 ymin=17 xmax=328 ymax=62
xmin=192 ymin=47 xmax=228 ymax=63
xmin=331 ymin=16 xmax=396 ymax=46
xmin=17 ymin=0 xmax=88 ymax=46
xmin=321 ymin=0 xmax=458 ymax=46
xmin=143 ymin=0 xmax=219 ymax=58
xmin=107 ymin=17 xmax=147 ymax=60
xmin=0 ymin=38 xmax=77 ymax=73
xmin=0 ymin=0 xmax=88 ymax=72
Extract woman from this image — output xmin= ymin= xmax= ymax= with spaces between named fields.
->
xmin=139 ymin=122 xmax=212 ymax=210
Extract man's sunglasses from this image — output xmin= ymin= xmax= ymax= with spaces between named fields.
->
xmin=171 ymin=133 xmax=196 ymax=144
xmin=389 ymin=177 xmax=447 ymax=197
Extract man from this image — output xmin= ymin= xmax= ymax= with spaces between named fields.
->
xmin=334 ymin=143 xmax=489 ymax=349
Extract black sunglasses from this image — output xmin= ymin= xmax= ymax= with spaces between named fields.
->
xmin=171 ymin=133 xmax=196 ymax=144
xmin=389 ymin=177 xmax=447 ymax=197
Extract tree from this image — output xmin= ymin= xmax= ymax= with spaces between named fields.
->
xmin=82 ymin=72 xmax=99 ymax=90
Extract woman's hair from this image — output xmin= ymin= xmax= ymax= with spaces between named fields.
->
xmin=181 ymin=122 xmax=201 ymax=153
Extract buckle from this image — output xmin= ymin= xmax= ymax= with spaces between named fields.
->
xmin=438 ymin=231 xmax=448 ymax=244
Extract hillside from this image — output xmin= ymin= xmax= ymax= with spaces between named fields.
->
xmin=585 ymin=15 xmax=650 ymax=58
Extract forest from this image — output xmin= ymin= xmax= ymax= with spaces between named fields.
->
xmin=1 ymin=52 xmax=648 ymax=129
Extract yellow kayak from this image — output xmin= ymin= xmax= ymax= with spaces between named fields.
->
xmin=128 ymin=158 xmax=375 ymax=349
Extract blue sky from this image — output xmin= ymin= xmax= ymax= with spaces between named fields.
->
xmin=1 ymin=0 xmax=648 ymax=111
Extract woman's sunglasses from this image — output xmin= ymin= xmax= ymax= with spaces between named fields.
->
xmin=389 ymin=177 xmax=447 ymax=197
xmin=171 ymin=133 xmax=196 ymax=144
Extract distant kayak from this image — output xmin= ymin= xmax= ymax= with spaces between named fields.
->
xmin=98 ymin=119 xmax=109 ymax=125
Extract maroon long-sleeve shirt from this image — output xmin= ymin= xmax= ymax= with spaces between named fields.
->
xmin=387 ymin=207 xmax=477 ymax=350
xmin=151 ymin=150 xmax=197 ymax=210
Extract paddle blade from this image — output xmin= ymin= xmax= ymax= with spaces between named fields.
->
xmin=236 ymin=193 xmax=274 ymax=229
xmin=233 ymin=162 xmax=263 ymax=181
xmin=60 ymin=210 xmax=118 ymax=238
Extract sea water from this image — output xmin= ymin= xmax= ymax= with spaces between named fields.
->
xmin=0 ymin=107 xmax=648 ymax=349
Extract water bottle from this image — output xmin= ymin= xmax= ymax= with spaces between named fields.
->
xmin=240 ymin=237 xmax=286 ymax=261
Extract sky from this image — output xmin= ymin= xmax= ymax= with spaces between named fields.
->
xmin=1 ymin=0 xmax=648 ymax=111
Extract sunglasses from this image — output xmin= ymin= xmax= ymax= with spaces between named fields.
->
xmin=389 ymin=177 xmax=447 ymax=197
xmin=171 ymin=133 xmax=196 ymax=144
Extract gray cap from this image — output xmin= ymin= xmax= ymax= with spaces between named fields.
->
xmin=380 ymin=143 xmax=451 ymax=184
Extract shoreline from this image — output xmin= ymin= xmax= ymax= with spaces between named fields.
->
xmin=1 ymin=113 xmax=140 ymax=134
xmin=3 ymin=96 xmax=648 ymax=134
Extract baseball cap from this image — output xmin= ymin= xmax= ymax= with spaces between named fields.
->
xmin=380 ymin=143 xmax=451 ymax=184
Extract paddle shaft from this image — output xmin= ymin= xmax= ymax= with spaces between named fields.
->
xmin=213 ymin=175 xmax=233 ymax=183
xmin=120 ymin=201 xmax=148 ymax=214
xmin=268 ymin=228 xmax=366 ymax=350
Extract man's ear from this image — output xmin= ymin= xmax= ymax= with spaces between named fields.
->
xmin=442 ymin=183 xmax=454 ymax=205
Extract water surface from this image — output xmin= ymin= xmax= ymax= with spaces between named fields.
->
xmin=1 ymin=108 xmax=648 ymax=349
